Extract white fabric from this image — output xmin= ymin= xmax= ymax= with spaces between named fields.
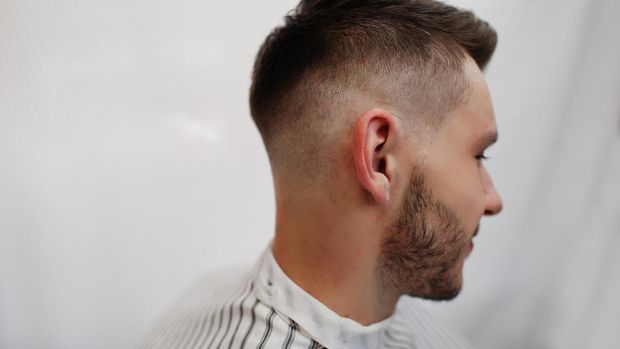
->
xmin=138 ymin=244 xmax=473 ymax=349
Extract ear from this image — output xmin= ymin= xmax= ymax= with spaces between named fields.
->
xmin=352 ymin=108 xmax=402 ymax=207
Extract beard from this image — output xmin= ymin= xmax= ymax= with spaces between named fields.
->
xmin=379 ymin=169 xmax=471 ymax=301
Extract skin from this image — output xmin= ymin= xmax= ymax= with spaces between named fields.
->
xmin=272 ymin=55 xmax=503 ymax=326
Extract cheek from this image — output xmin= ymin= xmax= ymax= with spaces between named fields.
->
xmin=459 ymin=176 xmax=485 ymax=228
xmin=427 ymin=164 xmax=484 ymax=229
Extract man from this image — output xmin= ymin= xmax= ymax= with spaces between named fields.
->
xmin=139 ymin=0 xmax=502 ymax=348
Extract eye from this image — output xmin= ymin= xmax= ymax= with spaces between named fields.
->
xmin=476 ymin=153 xmax=490 ymax=162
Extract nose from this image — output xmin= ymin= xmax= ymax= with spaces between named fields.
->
xmin=480 ymin=165 xmax=503 ymax=215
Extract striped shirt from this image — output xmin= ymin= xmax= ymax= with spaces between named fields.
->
xmin=137 ymin=244 xmax=473 ymax=349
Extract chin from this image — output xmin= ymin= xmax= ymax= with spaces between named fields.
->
xmin=411 ymin=272 xmax=464 ymax=301
xmin=416 ymin=286 xmax=462 ymax=301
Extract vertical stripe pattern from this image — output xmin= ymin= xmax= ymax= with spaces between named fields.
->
xmin=239 ymin=299 xmax=259 ymax=349
xmin=137 ymin=250 xmax=474 ymax=349
xmin=281 ymin=318 xmax=297 ymax=349
xmin=256 ymin=308 xmax=276 ymax=349
xmin=227 ymin=283 xmax=255 ymax=349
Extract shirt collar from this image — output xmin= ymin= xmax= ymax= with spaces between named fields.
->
xmin=252 ymin=242 xmax=392 ymax=349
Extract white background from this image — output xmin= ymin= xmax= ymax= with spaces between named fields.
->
xmin=1 ymin=0 xmax=619 ymax=348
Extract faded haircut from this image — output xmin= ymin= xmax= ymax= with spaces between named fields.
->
xmin=249 ymin=0 xmax=497 ymax=182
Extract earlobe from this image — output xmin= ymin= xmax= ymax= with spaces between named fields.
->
xmin=352 ymin=108 xmax=400 ymax=207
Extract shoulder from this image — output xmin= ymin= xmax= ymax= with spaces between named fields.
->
xmin=136 ymin=266 xmax=251 ymax=348
xmin=136 ymin=266 xmax=318 ymax=349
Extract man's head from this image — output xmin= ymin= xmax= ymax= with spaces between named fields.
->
xmin=250 ymin=0 xmax=496 ymax=179
xmin=252 ymin=0 xmax=502 ymax=302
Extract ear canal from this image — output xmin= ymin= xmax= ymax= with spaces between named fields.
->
xmin=378 ymin=158 xmax=386 ymax=174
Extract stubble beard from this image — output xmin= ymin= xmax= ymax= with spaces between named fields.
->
xmin=379 ymin=170 xmax=471 ymax=301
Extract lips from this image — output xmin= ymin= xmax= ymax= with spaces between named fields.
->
xmin=469 ymin=226 xmax=479 ymax=252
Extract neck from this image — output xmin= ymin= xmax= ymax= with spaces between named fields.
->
xmin=272 ymin=198 xmax=400 ymax=325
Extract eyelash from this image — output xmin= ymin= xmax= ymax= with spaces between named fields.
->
xmin=476 ymin=154 xmax=490 ymax=161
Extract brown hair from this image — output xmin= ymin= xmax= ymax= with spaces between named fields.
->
xmin=250 ymin=0 xmax=497 ymax=180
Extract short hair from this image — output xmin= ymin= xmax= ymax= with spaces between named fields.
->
xmin=250 ymin=0 xmax=497 ymax=182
